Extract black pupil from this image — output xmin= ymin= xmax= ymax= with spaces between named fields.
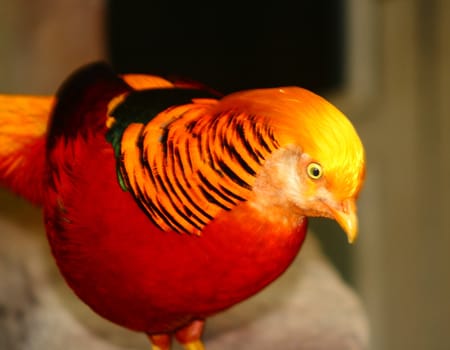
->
xmin=311 ymin=167 xmax=320 ymax=177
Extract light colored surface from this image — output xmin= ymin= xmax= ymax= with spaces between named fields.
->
xmin=0 ymin=190 xmax=369 ymax=350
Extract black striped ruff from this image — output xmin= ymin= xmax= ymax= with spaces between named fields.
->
xmin=118 ymin=105 xmax=280 ymax=235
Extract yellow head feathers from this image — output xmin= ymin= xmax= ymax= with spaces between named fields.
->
xmin=217 ymin=87 xmax=366 ymax=201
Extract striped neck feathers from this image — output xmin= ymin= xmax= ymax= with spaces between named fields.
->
xmin=115 ymin=100 xmax=280 ymax=235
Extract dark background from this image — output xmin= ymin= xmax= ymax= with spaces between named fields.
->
xmin=107 ymin=1 xmax=346 ymax=94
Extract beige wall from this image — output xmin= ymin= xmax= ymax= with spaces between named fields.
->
xmin=0 ymin=0 xmax=105 ymax=93
xmin=348 ymin=0 xmax=450 ymax=349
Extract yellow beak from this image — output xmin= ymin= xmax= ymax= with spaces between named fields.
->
xmin=327 ymin=198 xmax=358 ymax=244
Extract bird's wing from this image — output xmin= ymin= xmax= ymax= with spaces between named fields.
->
xmin=109 ymin=89 xmax=280 ymax=235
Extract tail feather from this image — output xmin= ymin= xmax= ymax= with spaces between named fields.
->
xmin=0 ymin=95 xmax=53 ymax=205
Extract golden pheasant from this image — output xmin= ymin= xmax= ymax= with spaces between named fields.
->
xmin=0 ymin=62 xmax=365 ymax=349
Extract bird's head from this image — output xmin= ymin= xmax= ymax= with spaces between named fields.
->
xmin=218 ymin=87 xmax=366 ymax=243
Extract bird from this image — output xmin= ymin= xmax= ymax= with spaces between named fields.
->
xmin=0 ymin=62 xmax=365 ymax=350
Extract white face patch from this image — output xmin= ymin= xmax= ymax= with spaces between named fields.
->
xmin=249 ymin=146 xmax=306 ymax=224
xmin=250 ymin=146 xmax=335 ymax=224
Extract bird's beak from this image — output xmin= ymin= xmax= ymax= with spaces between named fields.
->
xmin=327 ymin=198 xmax=358 ymax=244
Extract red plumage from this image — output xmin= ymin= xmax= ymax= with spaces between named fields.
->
xmin=45 ymin=124 xmax=306 ymax=333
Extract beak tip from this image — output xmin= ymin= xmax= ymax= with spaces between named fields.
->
xmin=324 ymin=197 xmax=359 ymax=244
xmin=347 ymin=231 xmax=358 ymax=244
xmin=332 ymin=199 xmax=358 ymax=244
xmin=343 ymin=220 xmax=358 ymax=244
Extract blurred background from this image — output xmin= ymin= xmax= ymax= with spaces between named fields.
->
xmin=0 ymin=0 xmax=449 ymax=349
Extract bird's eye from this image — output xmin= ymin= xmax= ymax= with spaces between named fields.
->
xmin=306 ymin=162 xmax=323 ymax=180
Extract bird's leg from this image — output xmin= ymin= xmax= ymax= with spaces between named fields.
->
xmin=148 ymin=333 xmax=171 ymax=350
xmin=175 ymin=319 xmax=205 ymax=350
xmin=181 ymin=341 xmax=205 ymax=350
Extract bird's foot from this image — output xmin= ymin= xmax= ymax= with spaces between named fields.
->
xmin=148 ymin=334 xmax=171 ymax=350
xmin=182 ymin=340 xmax=205 ymax=350
xmin=148 ymin=319 xmax=205 ymax=350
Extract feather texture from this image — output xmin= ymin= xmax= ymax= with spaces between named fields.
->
xmin=0 ymin=95 xmax=53 ymax=205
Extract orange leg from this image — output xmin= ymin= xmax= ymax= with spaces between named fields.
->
xmin=148 ymin=334 xmax=171 ymax=350
xmin=175 ymin=319 xmax=205 ymax=350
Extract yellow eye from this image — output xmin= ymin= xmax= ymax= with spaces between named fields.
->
xmin=306 ymin=162 xmax=323 ymax=180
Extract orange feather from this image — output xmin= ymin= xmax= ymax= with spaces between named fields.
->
xmin=0 ymin=95 xmax=53 ymax=205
